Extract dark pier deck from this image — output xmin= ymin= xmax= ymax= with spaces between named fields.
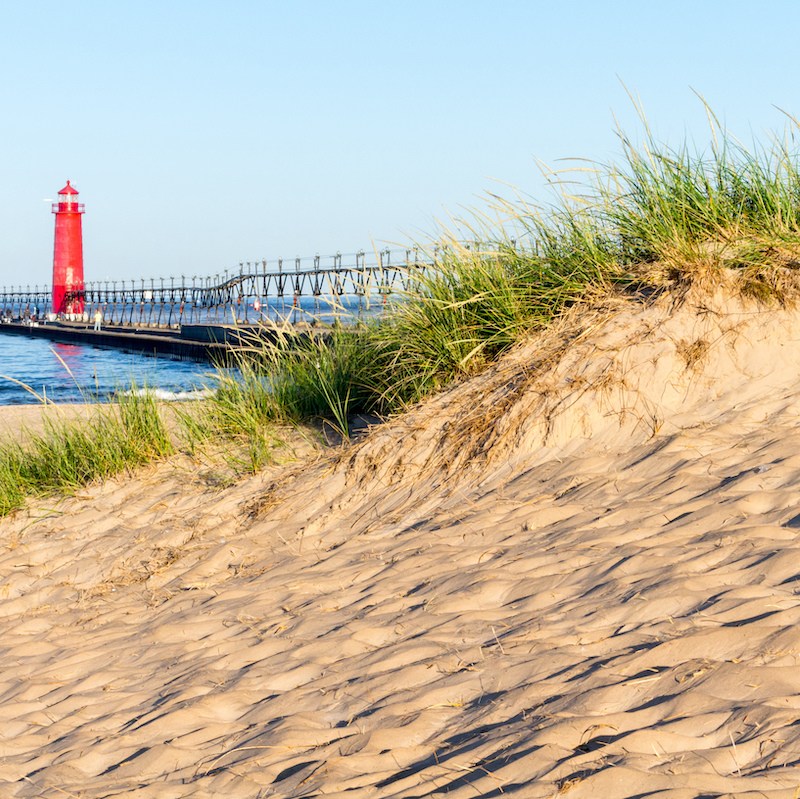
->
xmin=0 ymin=321 xmax=257 ymax=363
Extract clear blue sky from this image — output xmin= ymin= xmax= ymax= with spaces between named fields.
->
xmin=3 ymin=0 xmax=800 ymax=285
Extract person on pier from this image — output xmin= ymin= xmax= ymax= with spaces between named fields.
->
xmin=93 ymin=308 xmax=103 ymax=331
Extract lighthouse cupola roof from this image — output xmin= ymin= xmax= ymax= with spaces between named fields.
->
xmin=52 ymin=180 xmax=85 ymax=214
xmin=58 ymin=180 xmax=79 ymax=196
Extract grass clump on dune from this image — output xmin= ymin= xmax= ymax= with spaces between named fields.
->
xmin=0 ymin=390 xmax=173 ymax=516
xmin=605 ymin=112 xmax=800 ymax=293
xmin=371 ymin=231 xmax=622 ymax=408
xmin=179 ymin=326 xmax=383 ymax=469
xmin=263 ymin=326 xmax=382 ymax=436
xmin=176 ymin=354 xmax=280 ymax=473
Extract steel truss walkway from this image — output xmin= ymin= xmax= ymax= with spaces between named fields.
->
xmin=0 ymin=247 xmax=442 ymax=328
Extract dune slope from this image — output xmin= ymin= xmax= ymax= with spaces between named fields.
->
xmin=3 ymin=284 xmax=800 ymax=798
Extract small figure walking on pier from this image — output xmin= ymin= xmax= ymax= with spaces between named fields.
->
xmin=93 ymin=308 xmax=102 ymax=331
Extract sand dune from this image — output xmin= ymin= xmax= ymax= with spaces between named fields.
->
xmin=3 ymin=282 xmax=800 ymax=797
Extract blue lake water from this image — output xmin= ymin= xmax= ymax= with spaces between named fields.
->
xmin=0 ymin=333 xmax=215 ymax=405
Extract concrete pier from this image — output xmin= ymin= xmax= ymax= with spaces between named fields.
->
xmin=0 ymin=321 xmax=245 ymax=363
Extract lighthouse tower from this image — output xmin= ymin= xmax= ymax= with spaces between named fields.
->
xmin=51 ymin=180 xmax=85 ymax=317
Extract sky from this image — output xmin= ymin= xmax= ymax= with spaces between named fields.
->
xmin=3 ymin=0 xmax=800 ymax=286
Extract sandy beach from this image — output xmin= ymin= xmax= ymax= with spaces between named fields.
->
xmin=0 ymin=403 xmax=96 ymax=443
xmin=3 ymin=283 xmax=800 ymax=797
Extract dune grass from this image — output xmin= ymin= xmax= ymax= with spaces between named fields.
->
xmin=176 ymin=325 xmax=382 ymax=470
xmin=0 ymin=390 xmax=173 ymax=515
xmin=606 ymin=117 xmax=800 ymax=290
xmin=4 ymin=109 xmax=800 ymax=512
xmin=174 ymin=354 xmax=288 ymax=474
xmin=255 ymin=112 xmax=800 ymax=416
xmin=369 ymin=233 xmax=622 ymax=408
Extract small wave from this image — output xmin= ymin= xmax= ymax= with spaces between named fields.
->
xmin=116 ymin=387 xmax=214 ymax=402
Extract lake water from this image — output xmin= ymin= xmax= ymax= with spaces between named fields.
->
xmin=0 ymin=333 xmax=215 ymax=405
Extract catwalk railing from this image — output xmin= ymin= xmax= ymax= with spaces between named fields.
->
xmin=0 ymin=247 xmax=441 ymax=327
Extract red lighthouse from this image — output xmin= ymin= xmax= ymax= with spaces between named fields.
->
xmin=51 ymin=180 xmax=85 ymax=317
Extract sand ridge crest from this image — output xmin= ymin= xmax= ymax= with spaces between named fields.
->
xmin=3 ymin=284 xmax=800 ymax=796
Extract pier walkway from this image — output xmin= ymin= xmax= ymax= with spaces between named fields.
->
xmin=0 ymin=247 xmax=440 ymax=328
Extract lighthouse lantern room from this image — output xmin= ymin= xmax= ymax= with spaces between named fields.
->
xmin=51 ymin=180 xmax=85 ymax=317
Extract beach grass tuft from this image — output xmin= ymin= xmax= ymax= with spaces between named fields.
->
xmin=174 ymin=352 xmax=283 ymax=473
xmin=0 ymin=390 xmax=173 ymax=515
xmin=369 ymin=233 xmax=622 ymax=409
xmin=177 ymin=325 xmax=383 ymax=458
xmin=603 ymin=103 xmax=800 ymax=288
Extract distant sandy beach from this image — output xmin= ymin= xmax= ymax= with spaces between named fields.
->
xmin=3 ymin=285 xmax=800 ymax=796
